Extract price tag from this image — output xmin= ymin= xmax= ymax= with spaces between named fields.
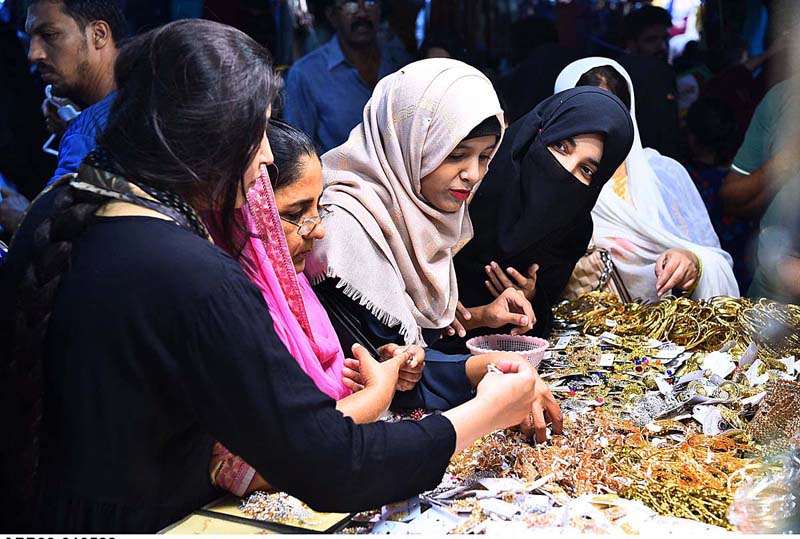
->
xmin=599 ymin=353 xmax=615 ymax=367
xmin=654 ymin=376 xmax=672 ymax=394
xmin=604 ymin=318 xmax=618 ymax=328
xmin=599 ymin=331 xmax=619 ymax=343
xmin=738 ymin=342 xmax=759 ymax=368
xmin=479 ymin=498 xmax=520 ymax=520
xmin=553 ymin=336 xmax=571 ymax=350
xmin=654 ymin=345 xmax=685 ymax=359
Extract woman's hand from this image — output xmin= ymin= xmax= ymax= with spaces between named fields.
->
xmin=655 ymin=249 xmax=700 ymax=296
xmin=479 ymin=288 xmax=535 ymax=335
xmin=338 ymin=344 xmax=412 ymax=423
xmin=484 ymin=262 xmax=539 ymax=301
xmin=518 ymin=370 xmax=563 ymax=443
xmin=444 ymin=287 xmax=536 ymax=339
xmin=444 ymin=302 xmax=472 ymax=339
xmin=472 ymin=359 xmax=538 ymax=428
xmin=341 ymin=355 xmax=366 ymax=393
xmin=443 ymin=358 xmax=542 ymax=453
xmin=443 ymin=358 xmax=560 ymax=453
xmin=465 ymin=352 xmax=562 ymax=443
xmin=379 ymin=343 xmax=425 ymax=391
xmin=342 ymin=344 xmax=411 ymax=393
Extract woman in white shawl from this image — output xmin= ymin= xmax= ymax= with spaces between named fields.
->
xmin=554 ymin=57 xmax=739 ymax=301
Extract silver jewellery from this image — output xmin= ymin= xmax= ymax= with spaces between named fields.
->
xmin=240 ymin=491 xmax=315 ymax=525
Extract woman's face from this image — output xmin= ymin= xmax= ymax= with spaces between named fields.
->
xmin=420 ymin=135 xmax=497 ymax=213
xmin=274 ymin=154 xmax=325 ymax=273
xmin=547 ymin=133 xmax=604 ymax=186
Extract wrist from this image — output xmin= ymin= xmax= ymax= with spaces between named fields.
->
xmin=684 ymin=251 xmax=703 ymax=296
xmin=462 ymin=305 xmax=484 ymax=332
xmin=464 ymin=353 xmax=527 ymax=388
xmin=340 ymin=384 xmax=394 ymax=423
xmin=465 ymin=355 xmax=491 ymax=388
xmin=442 ymin=397 xmax=503 ymax=453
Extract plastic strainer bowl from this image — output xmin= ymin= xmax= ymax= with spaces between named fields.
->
xmin=465 ymin=334 xmax=549 ymax=369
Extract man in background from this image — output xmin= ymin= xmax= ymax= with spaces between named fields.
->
xmin=720 ymin=76 xmax=799 ymax=221
xmin=283 ymin=0 xmax=410 ymax=153
xmin=0 ymin=0 xmax=125 ymax=234
xmin=623 ymin=4 xmax=671 ymax=61
xmin=618 ymin=5 xmax=680 ymax=158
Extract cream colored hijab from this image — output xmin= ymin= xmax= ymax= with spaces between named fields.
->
xmin=306 ymin=58 xmax=504 ymax=345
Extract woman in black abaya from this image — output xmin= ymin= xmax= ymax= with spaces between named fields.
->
xmin=450 ymin=87 xmax=634 ymax=340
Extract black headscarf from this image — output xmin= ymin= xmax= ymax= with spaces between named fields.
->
xmin=453 ymin=87 xmax=634 ymax=337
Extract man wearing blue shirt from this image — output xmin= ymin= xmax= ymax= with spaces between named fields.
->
xmin=0 ymin=0 xmax=123 ymax=234
xmin=49 ymin=90 xmax=116 ymax=184
xmin=283 ymin=0 xmax=411 ymax=154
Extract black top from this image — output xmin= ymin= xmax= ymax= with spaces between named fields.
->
xmin=616 ymin=54 xmax=680 ymax=159
xmin=314 ymin=279 xmax=475 ymax=411
xmin=1 ymin=187 xmax=456 ymax=533
xmin=497 ymin=43 xmax=580 ymax=125
xmin=454 ymin=88 xmax=634 ymax=339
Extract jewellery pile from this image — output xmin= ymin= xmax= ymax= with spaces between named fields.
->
xmin=240 ymin=491 xmax=316 ymax=527
xmin=335 ymin=294 xmax=800 ymax=534
xmin=553 ymin=292 xmax=800 ymax=360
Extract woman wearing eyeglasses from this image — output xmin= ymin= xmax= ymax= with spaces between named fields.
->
xmin=205 ymin=121 xmax=425 ymax=496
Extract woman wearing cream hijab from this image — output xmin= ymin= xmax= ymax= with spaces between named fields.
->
xmin=554 ymin=57 xmax=739 ymax=302
xmin=308 ymin=58 xmax=561 ymax=441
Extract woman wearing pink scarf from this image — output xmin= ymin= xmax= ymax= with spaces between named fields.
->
xmin=206 ymin=121 xmax=424 ymax=496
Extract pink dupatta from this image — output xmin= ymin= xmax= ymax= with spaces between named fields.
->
xmin=208 ymin=165 xmax=350 ymax=496
xmin=243 ymin=165 xmax=351 ymax=400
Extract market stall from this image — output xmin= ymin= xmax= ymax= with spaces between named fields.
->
xmin=164 ymin=293 xmax=800 ymax=535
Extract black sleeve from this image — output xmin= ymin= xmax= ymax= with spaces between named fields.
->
xmin=392 ymin=353 xmax=473 ymax=411
xmin=313 ymin=278 xmax=403 ymax=355
xmin=181 ymin=265 xmax=455 ymax=512
xmin=313 ymin=280 xmax=475 ymax=413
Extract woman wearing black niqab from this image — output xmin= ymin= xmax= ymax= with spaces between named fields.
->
xmin=452 ymin=87 xmax=634 ymax=340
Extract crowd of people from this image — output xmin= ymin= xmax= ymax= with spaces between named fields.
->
xmin=1 ymin=0 xmax=799 ymax=533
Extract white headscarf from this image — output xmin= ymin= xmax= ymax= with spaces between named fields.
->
xmin=555 ymin=57 xmax=739 ymax=301
xmin=306 ymin=59 xmax=505 ymax=345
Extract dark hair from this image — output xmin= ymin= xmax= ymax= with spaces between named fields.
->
xmin=5 ymin=18 xmax=280 ymax=528
xmin=464 ymin=116 xmax=501 ymax=141
xmin=576 ymin=65 xmax=632 ymax=111
xmin=267 ymin=120 xmax=318 ymax=190
xmin=673 ymin=40 xmax=706 ymax=73
xmin=29 ymin=0 xmax=127 ymax=43
xmin=686 ymin=96 xmax=737 ymax=165
xmin=623 ymin=5 xmax=671 ymax=42
xmin=100 ymin=18 xmax=281 ymax=252
xmin=510 ymin=15 xmax=558 ymax=63
xmin=419 ymin=31 xmax=470 ymax=63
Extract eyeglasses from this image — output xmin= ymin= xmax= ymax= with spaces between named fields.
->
xmin=337 ymin=0 xmax=377 ymax=15
xmin=281 ymin=206 xmax=333 ymax=237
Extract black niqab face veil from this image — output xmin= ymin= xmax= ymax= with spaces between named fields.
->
xmin=454 ymin=87 xmax=633 ymax=332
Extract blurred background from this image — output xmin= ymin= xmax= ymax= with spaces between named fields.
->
xmin=2 ymin=0 xmax=794 ymax=191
